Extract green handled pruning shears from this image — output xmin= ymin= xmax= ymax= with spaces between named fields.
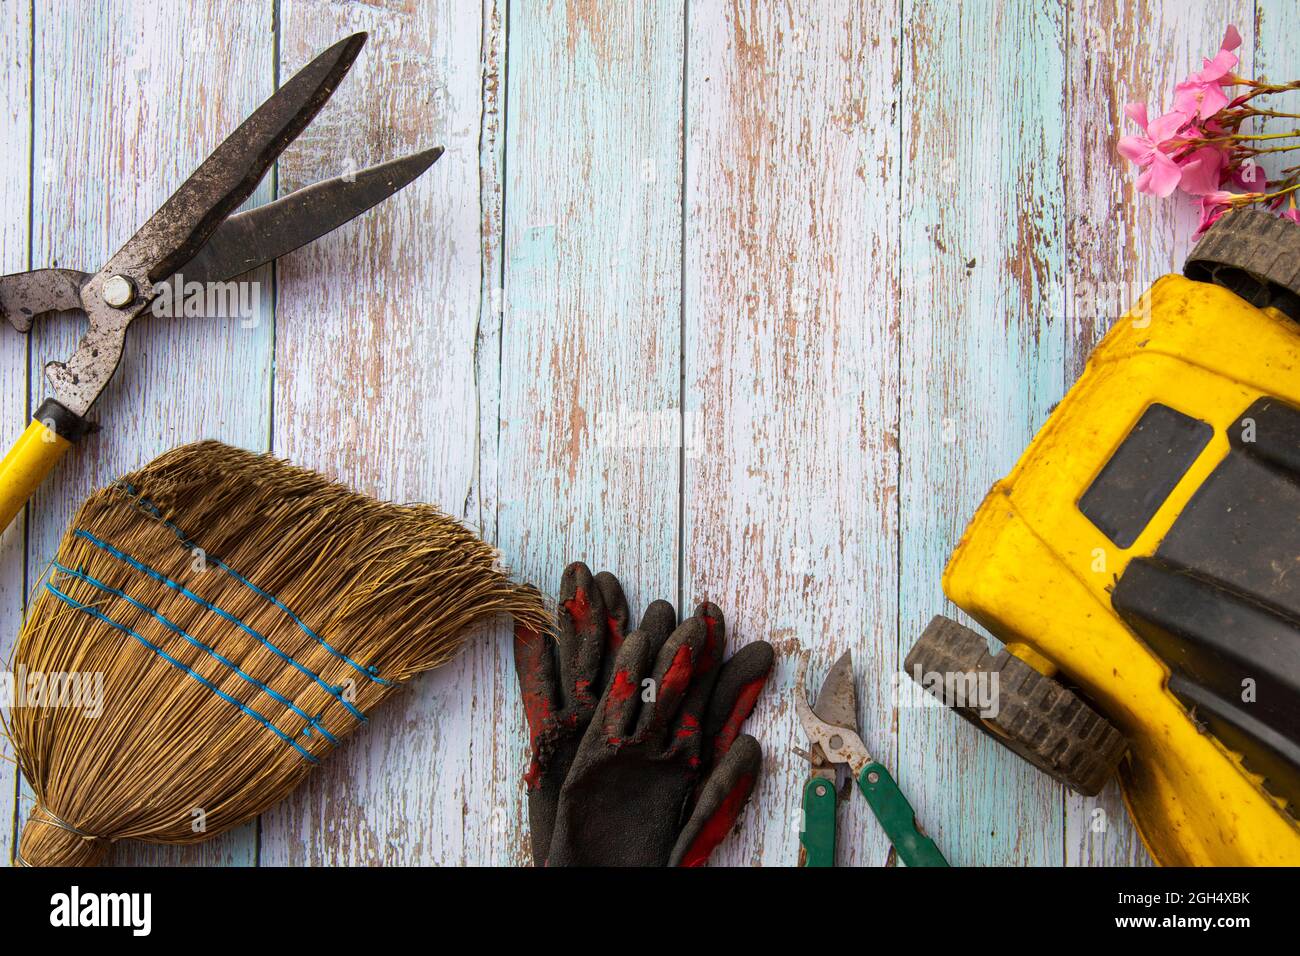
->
xmin=794 ymin=651 xmax=948 ymax=867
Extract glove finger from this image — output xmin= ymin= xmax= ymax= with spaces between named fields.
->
xmin=691 ymin=601 xmax=726 ymax=678
xmin=704 ymin=640 xmax=775 ymax=765
xmin=667 ymin=602 xmax=726 ymax=761
xmin=668 ymin=734 xmax=762 ymax=867
xmin=556 ymin=561 xmax=609 ymax=713
xmin=596 ymin=629 xmax=653 ymax=743
xmin=593 ymin=571 xmax=631 ymax=687
xmin=512 ymin=585 xmax=560 ymax=789
xmin=593 ymin=571 xmax=630 ymax=647
xmin=637 ymin=598 xmax=678 ymax=658
xmin=635 ymin=616 xmax=705 ymax=741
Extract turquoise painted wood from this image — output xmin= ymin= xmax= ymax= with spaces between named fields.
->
xmin=897 ymin=0 xmax=1067 ymax=867
xmin=498 ymin=0 xmax=685 ymax=612
xmin=682 ymin=0 xmax=903 ymax=867
xmin=262 ymin=0 xmax=501 ymax=866
xmin=1252 ymin=1 xmax=1300 ymax=218
xmin=1 ymin=0 xmax=1287 ymax=865
xmin=495 ymin=0 xmax=686 ymax=864
xmin=0 ymin=0 xmax=32 ymax=870
xmin=18 ymin=0 xmax=274 ymax=866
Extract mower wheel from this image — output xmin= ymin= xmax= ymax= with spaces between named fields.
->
xmin=1185 ymin=208 xmax=1300 ymax=321
xmin=905 ymin=615 xmax=1127 ymax=797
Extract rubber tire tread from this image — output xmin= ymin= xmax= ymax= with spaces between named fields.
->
xmin=905 ymin=615 xmax=1127 ymax=797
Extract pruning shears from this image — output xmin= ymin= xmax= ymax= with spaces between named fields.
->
xmin=0 ymin=33 xmax=442 ymax=535
xmin=794 ymin=651 xmax=948 ymax=867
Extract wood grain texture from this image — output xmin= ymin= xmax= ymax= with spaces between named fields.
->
xmin=1062 ymin=0 xmax=1252 ymax=868
xmin=1252 ymin=2 xmax=1300 ymax=162
xmin=0 ymin=0 xmax=31 ymax=866
xmin=897 ymin=0 xmax=1068 ymax=867
xmin=17 ymin=0 xmax=275 ymax=867
xmin=263 ymin=0 xmax=497 ymax=865
xmin=495 ymin=0 xmax=686 ymax=865
xmin=1065 ymin=0 xmax=1253 ymax=377
xmin=498 ymin=0 xmax=685 ymax=606
xmin=683 ymin=0 xmax=902 ymax=867
xmin=461 ymin=0 xmax=520 ymax=867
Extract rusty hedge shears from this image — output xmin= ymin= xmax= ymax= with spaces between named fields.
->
xmin=0 ymin=33 xmax=442 ymax=534
xmin=795 ymin=651 xmax=948 ymax=867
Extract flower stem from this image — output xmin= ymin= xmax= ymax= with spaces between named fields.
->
xmin=1260 ymin=181 xmax=1300 ymax=202
xmin=1239 ymin=144 xmax=1300 ymax=156
xmin=1231 ymin=77 xmax=1300 ymax=94
xmin=1218 ymin=130 xmax=1300 ymax=141
xmin=1234 ymin=108 xmax=1300 ymax=120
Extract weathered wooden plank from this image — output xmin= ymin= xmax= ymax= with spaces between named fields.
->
xmin=263 ymin=0 xmax=497 ymax=865
xmin=20 ymin=0 xmax=275 ymax=866
xmin=1252 ymin=3 xmax=1300 ymax=150
xmin=1066 ymin=0 xmax=1253 ymax=375
xmin=682 ymin=0 xmax=902 ymax=867
xmin=495 ymin=0 xmax=685 ymax=863
xmin=459 ymin=0 xmax=518 ymax=867
xmin=1063 ymin=0 xmax=1251 ymax=867
xmin=897 ymin=0 xmax=1067 ymax=866
xmin=0 ymin=0 xmax=32 ymax=866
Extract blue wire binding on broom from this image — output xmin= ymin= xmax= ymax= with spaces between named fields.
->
xmin=72 ymin=529 xmax=369 ymax=724
xmin=51 ymin=562 xmax=338 ymax=745
xmin=43 ymin=583 xmax=320 ymax=763
xmin=115 ymin=482 xmax=393 ymax=688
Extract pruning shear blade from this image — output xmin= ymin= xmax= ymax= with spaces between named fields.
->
xmin=795 ymin=651 xmax=874 ymax=782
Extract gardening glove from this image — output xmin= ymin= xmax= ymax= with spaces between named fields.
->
xmin=512 ymin=561 xmax=676 ymax=865
xmin=546 ymin=602 xmax=774 ymax=867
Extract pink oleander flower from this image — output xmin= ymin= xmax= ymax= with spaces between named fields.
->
xmin=1118 ymin=24 xmax=1300 ymax=233
xmin=1194 ymin=191 xmax=1238 ymax=238
xmin=1117 ymin=103 xmax=1192 ymax=197
xmin=1176 ymin=145 xmax=1227 ymax=195
xmin=1173 ymin=25 xmax=1242 ymax=120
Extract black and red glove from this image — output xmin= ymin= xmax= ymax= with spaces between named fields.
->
xmin=513 ymin=562 xmax=773 ymax=866
xmin=512 ymin=562 xmax=674 ymax=864
xmin=545 ymin=599 xmax=774 ymax=866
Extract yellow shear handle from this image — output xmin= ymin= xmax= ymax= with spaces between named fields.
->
xmin=0 ymin=417 xmax=72 ymax=534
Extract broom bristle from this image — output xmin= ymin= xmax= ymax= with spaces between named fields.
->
xmin=6 ymin=440 xmax=547 ymax=866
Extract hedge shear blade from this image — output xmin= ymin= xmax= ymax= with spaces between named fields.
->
xmin=0 ymin=32 xmax=442 ymax=535
xmin=795 ymin=651 xmax=949 ymax=867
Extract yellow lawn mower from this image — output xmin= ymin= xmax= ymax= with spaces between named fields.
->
xmin=906 ymin=209 xmax=1300 ymax=866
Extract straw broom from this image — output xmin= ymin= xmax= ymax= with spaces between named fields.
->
xmin=4 ymin=440 xmax=546 ymax=866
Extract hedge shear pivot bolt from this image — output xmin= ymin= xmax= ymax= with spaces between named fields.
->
xmin=101 ymin=275 xmax=135 ymax=308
